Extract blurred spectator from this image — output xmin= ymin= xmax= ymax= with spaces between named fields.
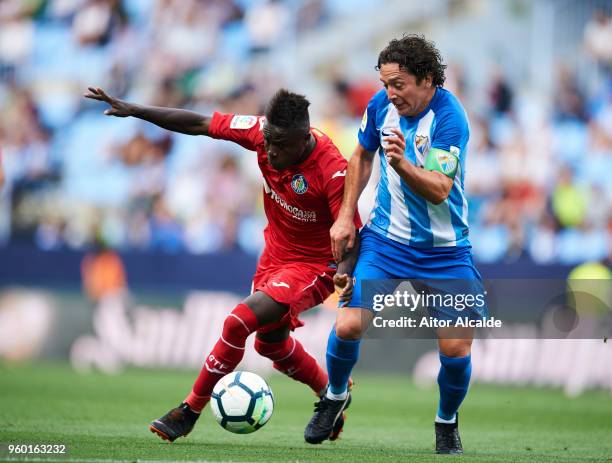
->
xmin=552 ymin=167 xmax=588 ymax=229
xmin=528 ymin=213 xmax=557 ymax=264
xmin=583 ymin=10 xmax=612 ymax=70
xmin=296 ymin=0 xmax=327 ymax=32
xmin=445 ymin=62 xmax=467 ymax=102
xmin=148 ymin=195 xmax=183 ymax=253
xmin=245 ymin=0 xmax=289 ymax=54
xmin=72 ymin=0 xmax=127 ymax=46
xmin=34 ymin=216 xmax=65 ymax=251
xmin=488 ymin=68 xmax=514 ymax=116
xmin=554 ymin=67 xmax=587 ymax=122
xmin=81 ymin=233 xmax=127 ymax=302
xmin=206 ymin=156 xmax=249 ymax=246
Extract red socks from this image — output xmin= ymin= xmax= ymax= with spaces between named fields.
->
xmin=186 ymin=303 xmax=327 ymax=413
xmin=185 ymin=304 xmax=258 ymax=412
xmin=254 ymin=336 xmax=328 ymax=395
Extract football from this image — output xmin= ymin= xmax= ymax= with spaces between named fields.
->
xmin=210 ymin=371 xmax=274 ymax=434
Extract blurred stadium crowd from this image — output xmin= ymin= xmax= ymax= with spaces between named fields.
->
xmin=0 ymin=0 xmax=611 ymax=265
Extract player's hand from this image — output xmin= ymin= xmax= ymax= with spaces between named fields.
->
xmin=333 ymin=273 xmax=353 ymax=307
xmin=330 ymin=217 xmax=356 ymax=262
xmin=83 ymin=87 xmax=132 ymax=117
xmin=383 ymin=128 xmax=406 ymax=168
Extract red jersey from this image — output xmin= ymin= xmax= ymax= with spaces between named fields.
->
xmin=209 ymin=112 xmax=361 ymax=264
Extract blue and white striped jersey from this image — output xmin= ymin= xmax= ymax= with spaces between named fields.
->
xmin=359 ymin=87 xmax=471 ymax=248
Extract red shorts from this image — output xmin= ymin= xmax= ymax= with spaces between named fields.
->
xmin=252 ymin=253 xmax=336 ymax=332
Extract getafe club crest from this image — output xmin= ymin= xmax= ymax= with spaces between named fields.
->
xmin=291 ymin=174 xmax=308 ymax=194
xmin=415 ymin=135 xmax=430 ymax=156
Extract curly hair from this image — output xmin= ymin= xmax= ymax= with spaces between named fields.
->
xmin=376 ymin=34 xmax=446 ymax=86
xmin=264 ymin=89 xmax=310 ymax=131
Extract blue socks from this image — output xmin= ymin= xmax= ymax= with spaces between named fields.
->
xmin=326 ymin=327 xmax=471 ymax=419
xmin=326 ymin=328 xmax=361 ymax=395
xmin=437 ymin=353 xmax=472 ymax=422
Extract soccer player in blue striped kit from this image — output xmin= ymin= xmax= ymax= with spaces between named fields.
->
xmin=304 ymin=35 xmax=486 ymax=454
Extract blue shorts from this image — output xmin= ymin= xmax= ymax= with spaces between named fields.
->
xmin=346 ymin=227 xmax=487 ymax=320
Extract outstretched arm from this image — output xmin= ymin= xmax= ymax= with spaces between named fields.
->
xmin=84 ymin=87 xmax=210 ymax=136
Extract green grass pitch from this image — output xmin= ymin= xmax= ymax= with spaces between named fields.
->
xmin=1 ymin=363 xmax=611 ymax=462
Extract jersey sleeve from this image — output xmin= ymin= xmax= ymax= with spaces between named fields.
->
xmin=357 ymin=90 xmax=384 ymax=153
xmin=426 ymin=108 xmax=469 ymax=179
xmin=208 ymin=112 xmax=264 ymax=151
xmin=324 ymin=160 xmax=363 ymax=229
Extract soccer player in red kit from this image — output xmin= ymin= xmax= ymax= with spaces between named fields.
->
xmin=84 ymin=87 xmax=361 ymax=443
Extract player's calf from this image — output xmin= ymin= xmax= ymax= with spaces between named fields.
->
xmin=184 ymin=303 xmax=259 ymax=412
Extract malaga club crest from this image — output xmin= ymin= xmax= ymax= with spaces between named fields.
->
xmin=291 ymin=174 xmax=308 ymax=194
xmin=415 ymin=135 xmax=430 ymax=156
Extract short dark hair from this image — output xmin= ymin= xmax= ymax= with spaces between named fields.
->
xmin=376 ymin=34 xmax=446 ymax=86
xmin=264 ymin=89 xmax=310 ymax=131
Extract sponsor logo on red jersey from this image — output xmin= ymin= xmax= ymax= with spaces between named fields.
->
xmin=269 ymin=188 xmax=317 ymax=222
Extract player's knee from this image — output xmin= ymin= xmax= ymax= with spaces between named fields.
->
xmin=334 ymin=318 xmax=363 ymax=341
xmin=223 ymin=306 xmax=257 ymax=338
xmin=253 ymin=337 xmax=276 ymax=357
xmin=253 ymin=338 xmax=267 ymax=356
xmin=242 ymin=291 xmax=287 ymax=326
xmin=439 ymin=340 xmax=472 ymax=358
